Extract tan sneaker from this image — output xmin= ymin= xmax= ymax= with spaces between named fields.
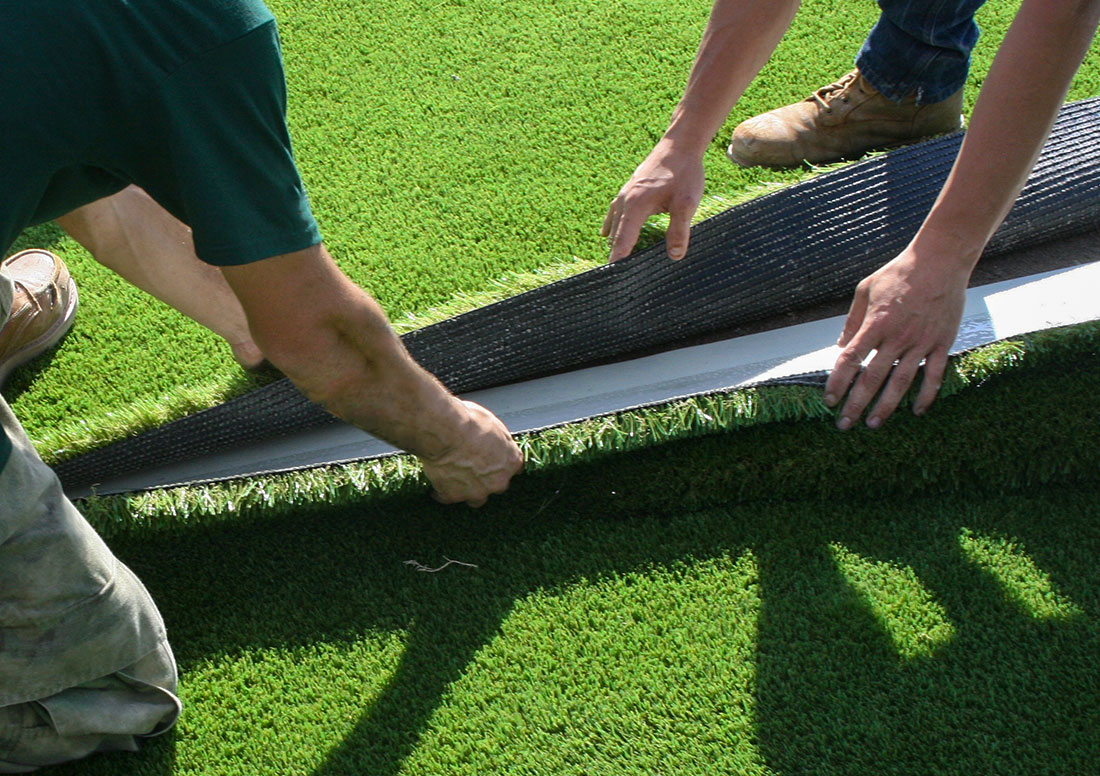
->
xmin=727 ymin=70 xmax=964 ymax=168
xmin=0 ymin=249 xmax=78 ymax=386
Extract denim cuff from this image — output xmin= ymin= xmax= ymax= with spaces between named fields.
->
xmin=856 ymin=10 xmax=978 ymax=103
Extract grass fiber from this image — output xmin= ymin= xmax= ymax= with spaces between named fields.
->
xmin=4 ymin=0 xmax=1100 ymax=773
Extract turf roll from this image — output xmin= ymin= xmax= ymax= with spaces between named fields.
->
xmin=54 ymin=97 xmax=1100 ymax=495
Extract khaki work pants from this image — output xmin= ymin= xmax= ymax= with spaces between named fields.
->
xmin=0 ymin=274 xmax=179 ymax=772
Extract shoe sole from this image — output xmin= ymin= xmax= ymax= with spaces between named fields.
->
xmin=0 ymin=278 xmax=79 ymax=388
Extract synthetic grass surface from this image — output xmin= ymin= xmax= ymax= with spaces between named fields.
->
xmin=51 ymin=320 xmax=1100 ymax=774
xmin=52 ymin=482 xmax=1100 ymax=775
xmin=4 ymin=0 xmax=1100 ymax=773
xmin=75 ymin=319 xmax=1100 ymax=530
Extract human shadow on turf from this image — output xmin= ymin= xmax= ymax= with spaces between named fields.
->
xmin=62 ymin=449 xmax=1100 ymax=776
xmin=751 ymin=497 xmax=1100 ymax=774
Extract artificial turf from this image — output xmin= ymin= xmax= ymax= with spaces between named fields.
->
xmin=75 ymin=320 xmax=1100 ymax=530
xmin=5 ymin=0 xmax=1100 ymax=773
xmin=53 ymin=319 xmax=1100 ymax=775
xmin=53 ymin=475 xmax=1100 ymax=775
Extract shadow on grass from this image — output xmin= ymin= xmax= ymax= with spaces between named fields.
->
xmin=50 ymin=448 xmax=1100 ymax=775
xmin=45 ymin=346 xmax=1100 ymax=775
xmin=752 ymin=499 xmax=1100 ymax=774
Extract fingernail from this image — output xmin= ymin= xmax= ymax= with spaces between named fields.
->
xmin=823 ymin=393 xmax=837 ymax=406
xmin=669 ymin=249 xmax=684 ymax=260
xmin=867 ymin=416 xmax=881 ymax=429
xmin=914 ymin=405 xmax=926 ymax=417
xmin=837 ymin=416 xmax=852 ymax=431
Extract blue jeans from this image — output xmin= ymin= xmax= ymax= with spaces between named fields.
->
xmin=856 ymin=0 xmax=989 ymax=103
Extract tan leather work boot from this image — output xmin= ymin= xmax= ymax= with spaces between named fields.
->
xmin=0 ymin=249 xmax=78 ymax=386
xmin=727 ymin=70 xmax=964 ymax=168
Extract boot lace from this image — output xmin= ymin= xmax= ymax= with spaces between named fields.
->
xmin=810 ymin=70 xmax=860 ymax=112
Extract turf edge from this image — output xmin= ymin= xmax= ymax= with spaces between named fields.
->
xmin=74 ymin=318 xmax=1100 ymax=537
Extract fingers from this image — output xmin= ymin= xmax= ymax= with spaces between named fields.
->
xmin=605 ymin=197 xmax=695 ymax=262
xmin=833 ymin=344 xmax=899 ymax=430
xmin=823 ymin=341 xmax=866 ymax=412
xmin=824 ymin=250 xmax=965 ymax=429
xmin=837 ymin=280 xmax=869 ymax=348
xmin=605 ymin=199 xmax=652 ymax=263
xmin=827 ymin=341 xmax=949 ymax=430
xmin=600 ymin=202 xmax=616 ymax=240
xmin=863 ymin=353 xmax=922 ymax=429
xmin=427 ymin=459 xmax=516 ymax=508
xmin=665 ymin=196 xmax=694 ymax=261
xmin=432 ymin=489 xmax=488 ymax=509
xmin=824 ymin=284 xmax=873 ymax=409
xmin=602 ymin=143 xmax=706 ymax=263
xmin=914 ymin=348 xmax=948 ymax=416
xmin=422 ymin=401 xmax=524 ymax=508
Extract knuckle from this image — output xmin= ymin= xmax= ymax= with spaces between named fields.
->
xmin=888 ymin=361 xmax=918 ymax=383
xmin=837 ymin=351 xmax=864 ymax=368
xmin=862 ymin=361 xmax=891 ymax=380
xmin=670 ymin=192 xmax=695 ymax=211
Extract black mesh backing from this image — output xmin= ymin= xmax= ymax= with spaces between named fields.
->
xmin=54 ymin=98 xmax=1100 ymax=494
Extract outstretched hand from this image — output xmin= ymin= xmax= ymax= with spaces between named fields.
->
xmin=420 ymin=400 xmax=524 ymax=508
xmin=824 ymin=249 xmax=970 ymax=430
xmin=602 ymin=141 xmax=705 ymax=262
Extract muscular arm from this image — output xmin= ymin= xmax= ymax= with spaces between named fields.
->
xmin=603 ymin=0 xmax=801 ymax=261
xmin=824 ymin=0 xmax=1100 ymax=429
xmin=919 ymin=0 xmax=1100 ymax=265
xmin=221 ymin=245 xmax=523 ymax=505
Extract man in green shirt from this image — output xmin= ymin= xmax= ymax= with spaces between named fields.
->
xmin=0 ymin=1 xmax=522 ymax=769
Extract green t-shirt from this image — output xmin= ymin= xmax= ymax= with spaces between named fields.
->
xmin=1 ymin=0 xmax=324 ymax=476
xmin=1 ymin=0 xmax=321 ymax=265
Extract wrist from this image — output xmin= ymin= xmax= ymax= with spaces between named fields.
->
xmin=907 ymin=224 xmax=986 ymax=276
xmin=375 ymin=363 xmax=470 ymax=463
xmin=659 ymin=118 xmax=714 ymax=159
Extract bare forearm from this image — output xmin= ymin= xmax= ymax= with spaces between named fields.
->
xmin=57 ymin=186 xmax=261 ymax=366
xmin=604 ymin=0 xmax=800 ymax=260
xmin=664 ymin=0 xmax=801 ymax=156
xmin=916 ymin=0 xmax=1100 ymax=267
xmin=285 ymin=301 xmax=464 ymax=460
xmin=222 ymin=248 xmax=466 ymax=460
xmin=227 ymin=246 xmax=523 ymax=506
xmin=826 ymin=0 xmax=1100 ymax=430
